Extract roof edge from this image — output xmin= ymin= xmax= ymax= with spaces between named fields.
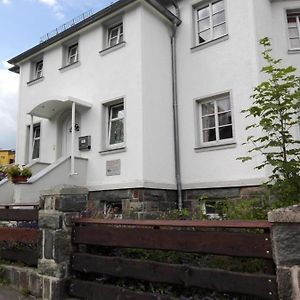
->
xmin=8 ymin=0 xmax=181 ymax=66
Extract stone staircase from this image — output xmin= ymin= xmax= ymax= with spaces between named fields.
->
xmin=0 ymin=156 xmax=88 ymax=205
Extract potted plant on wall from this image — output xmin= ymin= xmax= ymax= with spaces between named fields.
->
xmin=5 ymin=165 xmax=32 ymax=183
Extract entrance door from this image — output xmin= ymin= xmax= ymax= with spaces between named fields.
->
xmin=62 ymin=115 xmax=81 ymax=157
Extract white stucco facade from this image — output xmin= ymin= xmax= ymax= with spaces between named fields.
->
xmin=4 ymin=0 xmax=300 ymax=203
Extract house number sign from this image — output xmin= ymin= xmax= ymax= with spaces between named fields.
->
xmin=106 ymin=159 xmax=121 ymax=176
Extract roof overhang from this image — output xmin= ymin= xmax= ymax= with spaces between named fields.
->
xmin=8 ymin=0 xmax=181 ymax=68
xmin=28 ymin=96 xmax=92 ymax=119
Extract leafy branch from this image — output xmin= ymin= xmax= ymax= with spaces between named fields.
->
xmin=239 ymin=37 xmax=300 ymax=205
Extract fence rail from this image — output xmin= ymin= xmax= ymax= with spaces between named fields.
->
xmin=70 ymin=219 xmax=277 ymax=299
xmin=73 ymin=225 xmax=272 ymax=258
xmin=0 ymin=206 xmax=38 ymax=221
xmin=0 ymin=205 xmax=38 ymax=266
xmin=75 ymin=218 xmax=272 ymax=229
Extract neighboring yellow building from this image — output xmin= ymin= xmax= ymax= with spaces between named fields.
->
xmin=0 ymin=150 xmax=15 ymax=166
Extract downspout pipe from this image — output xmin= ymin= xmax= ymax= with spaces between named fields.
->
xmin=171 ymin=0 xmax=182 ymax=211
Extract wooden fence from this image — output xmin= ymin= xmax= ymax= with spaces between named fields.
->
xmin=0 ymin=204 xmax=39 ymax=267
xmin=69 ymin=219 xmax=277 ymax=300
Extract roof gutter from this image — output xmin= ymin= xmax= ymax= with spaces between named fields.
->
xmin=170 ymin=0 xmax=182 ymax=210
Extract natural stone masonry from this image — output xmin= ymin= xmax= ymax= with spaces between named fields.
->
xmin=88 ymin=186 xmax=266 ymax=218
xmin=88 ymin=188 xmax=177 ymax=219
xmin=0 ymin=265 xmax=42 ymax=298
xmin=268 ymin=205 xmax=300 ymax=300
xmin=38 ymin=185 xmax=88 ymax=300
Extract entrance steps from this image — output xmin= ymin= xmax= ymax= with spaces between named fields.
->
xmin=0 ymin=156 xmax=88 ymax=205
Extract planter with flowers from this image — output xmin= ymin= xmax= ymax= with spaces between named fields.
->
xmin=5 ymin=165 xmax=32 ymax=183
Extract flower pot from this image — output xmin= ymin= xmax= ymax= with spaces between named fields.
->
xmin=12 ymin=175 xmax=28 ymax=184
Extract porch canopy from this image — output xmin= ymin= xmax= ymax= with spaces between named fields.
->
xmin=27 ymin=96 xmax=92 ymax=175
xmin=28 ymin=96 xmax=92 ymax=119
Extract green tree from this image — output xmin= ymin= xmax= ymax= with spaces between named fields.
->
xmin=239 ymin=37 xmax=300 ymax=206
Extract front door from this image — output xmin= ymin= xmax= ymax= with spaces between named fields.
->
xmin=62 ymin=115 xmax=81 ymax=157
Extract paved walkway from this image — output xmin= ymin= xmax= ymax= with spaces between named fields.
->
xmin=0 ymin=285 xmax=36 ymax=300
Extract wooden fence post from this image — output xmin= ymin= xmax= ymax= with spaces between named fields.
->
xmin=268 ymin=205 xmax=300 ymax=300
xmin=37 ymin=185 xmax=88 ymax=300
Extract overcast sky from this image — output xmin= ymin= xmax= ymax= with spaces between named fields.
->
xmin=0 ymin=0 xmax=111 ymax=150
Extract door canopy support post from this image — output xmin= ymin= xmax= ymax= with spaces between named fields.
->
xmin=70 ymin=101 xmax=77 ymax=176
xmin=29 ymin=114 xmax=34 ymax=164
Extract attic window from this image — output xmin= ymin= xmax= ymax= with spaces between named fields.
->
xmin=35 ymin=60 xmax=43 ymax=79
xmin=27 ymin=57 xmax=44 ymax=85
xmin=67 ymin=43 xmax=79 ymax=65
xmin=108 ymin=23 xmax=123 ymax=47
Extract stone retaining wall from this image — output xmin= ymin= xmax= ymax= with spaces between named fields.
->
xmin=268 ymin=205 xmax=300 ymax=300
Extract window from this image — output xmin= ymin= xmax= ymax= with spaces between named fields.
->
xmin=34 ymin=60 xmax=43 ymax=79
xmin=28 ymin=57 xmax=44 ymax=84
xmin=67 ymin=43 xmax=79 ymax=65
xmin=195 ymin=0 xmax=226 ymax=45
xmin=201 ymin=200 xmax=222 ymax=220
xmin=32 ymin=124 xmax=40 ymax=160
xmin=107 ymin=102 xmax=125 ymax=147
xmin=197 ymin=93 xmax=233 ymax=146
xmin=287 ymin=10 xmax=300 ymax=50
xmin=108 ymin=23 xmax=123 ymax=47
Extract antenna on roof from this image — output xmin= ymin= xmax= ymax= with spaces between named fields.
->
xmin=40 ymin=9 xmax=94 ymax=43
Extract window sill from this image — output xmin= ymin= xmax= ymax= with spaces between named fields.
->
xmin=194 ymin=142 xmax=236 ymax=152
xmin=59 ymin=61 xmax=81 ymax=72
xmin=191 ymin=34 xmax=229 ymax=52
xmin=99 ymin=41 xmax=126 ymax=56
xmin=99 ymin=146 xmax=126 ymax=155
xmin=288 ymin=48 xmax=300 ymax=55
xmin=27 ymin=76 xmax=44 ymax=86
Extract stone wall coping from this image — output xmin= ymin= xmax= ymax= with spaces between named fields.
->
xmin=268 ymin=205 xmax=300 ymax=223
xmin=1 ymin=264 xmax=38 ymax=273
xmin=40 ymin=185 xmax=89 ymax=196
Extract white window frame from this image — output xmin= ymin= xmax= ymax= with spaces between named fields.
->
xmin=67 ymin=43 xmax=79 ymax=65
xmin=107 ymin=23 xmax=123 ymax=48
xmin=194 ymin=0 xmax=227 ymax=46
xmin=105 ymin=101 xmax=125 ymax=150
xmin=201 ymin=200 xmax=222 ymax=220
xmin=34 ymin=60 xmax=43 ymax=79
xmin=287 ymin=10 xmax=300 ymax=50
xmin=32 ymin=123 xmax=41 ymax=160
xmin=196 ymin=92 xmax=234 ymax=148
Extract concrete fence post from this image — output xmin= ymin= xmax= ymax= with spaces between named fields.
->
xmin=268 ymin=205 xmax=300 ymax=300
xmin=37 ymin=185 xmax=88 ymax=300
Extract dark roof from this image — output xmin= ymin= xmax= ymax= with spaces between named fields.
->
xmin=8 ymin=0 xmax=180 ymax=70
xmin=0 ymin=149 xmax=15 ymax=153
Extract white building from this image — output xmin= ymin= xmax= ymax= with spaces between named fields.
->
xmin=2 ymin=0 xmax=300 ymax=213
